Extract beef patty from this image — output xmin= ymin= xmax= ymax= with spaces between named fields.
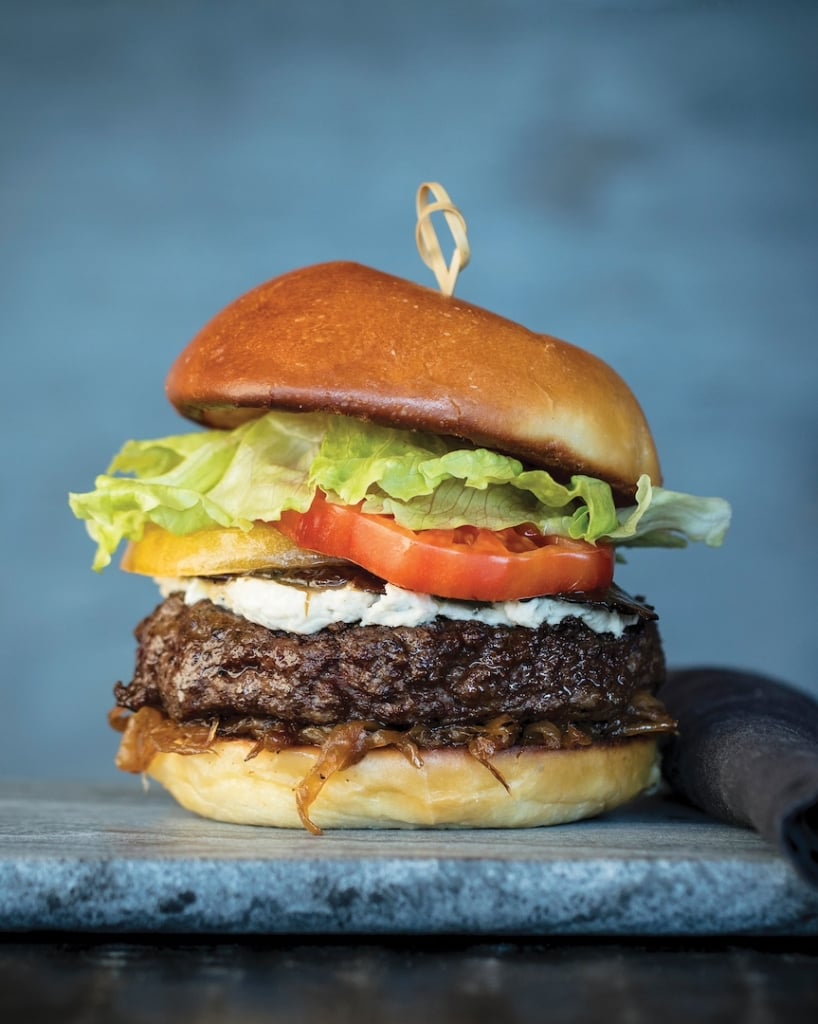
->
xmin=114 ymin=592 xmax=667 ymax=738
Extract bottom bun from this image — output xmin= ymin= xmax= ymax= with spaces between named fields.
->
xmin=136 ymin=734 xmax=661 ymax=830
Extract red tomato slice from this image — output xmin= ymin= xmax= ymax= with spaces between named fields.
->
xmin=277 ymin=492 xmax=614 ymax=602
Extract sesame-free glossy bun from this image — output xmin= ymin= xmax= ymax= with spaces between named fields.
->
xmin=134 ymin=732 xmax=661 ymax=830
xmin=166 ymin=262 xmax=661 ymax=495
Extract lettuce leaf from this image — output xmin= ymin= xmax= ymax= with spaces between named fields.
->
xmin=69 ymin=413 xmax=327 ymax=570
xmin=69 ymin=411 xmax=731 ymax=570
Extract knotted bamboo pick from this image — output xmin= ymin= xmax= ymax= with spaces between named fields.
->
xmin=414 ymin=182 xmax=470 ymax=297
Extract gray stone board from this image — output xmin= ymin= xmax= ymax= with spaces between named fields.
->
xmin=2 ymin=782 xmax=817 ymax=936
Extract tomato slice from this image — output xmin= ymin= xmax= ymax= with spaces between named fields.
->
xmin=120 ymin=522 xmax=339 ymax=578
xmin=277 ymin=492 xmax=614 ymax=602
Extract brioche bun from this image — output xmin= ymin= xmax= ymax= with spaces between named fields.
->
xmin=133 ymin=729 xmax=661 ymax=830
xmin=166 ymin=261 xmax=661 ymax=496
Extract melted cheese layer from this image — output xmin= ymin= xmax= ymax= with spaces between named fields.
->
xmin=157 ymin=576 xmax=638 ymax=637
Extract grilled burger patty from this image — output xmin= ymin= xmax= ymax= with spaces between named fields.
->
xmin=114 ymin=592 xmax=667 ymax=737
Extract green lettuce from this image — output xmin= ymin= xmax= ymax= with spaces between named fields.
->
xmin=69 ymin=411 xmax=731 ymax=571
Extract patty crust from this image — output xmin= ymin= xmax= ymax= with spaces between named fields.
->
xmin=114 ymin=592 xmax=666 ymax=730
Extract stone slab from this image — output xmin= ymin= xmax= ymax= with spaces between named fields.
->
xmin=1 ymin=781 xmax=817 ymax=936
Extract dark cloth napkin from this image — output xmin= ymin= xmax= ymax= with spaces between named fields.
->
xmin=659 ymin=667 xmax=818 ymax=888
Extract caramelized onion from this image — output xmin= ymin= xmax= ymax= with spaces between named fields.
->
xmin=109 ymin=706 xmax=219 ymax=773
xmin=294 ymin=721 xmax=423 ymax=835
xmin=467 ymin=716 xmax=517 ymax=792
xmin=109 ymin=688 xmax=676 ymax=833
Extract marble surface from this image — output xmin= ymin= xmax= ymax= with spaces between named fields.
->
xmin=2 ymin=781 xmax=817 ymax=937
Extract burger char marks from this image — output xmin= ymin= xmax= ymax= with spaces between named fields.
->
xmin=114 ymin=592 xmax=666 ymax=732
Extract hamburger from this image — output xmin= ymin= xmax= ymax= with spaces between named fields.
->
xmin=69 ymin=259 xmax=731 ymax=832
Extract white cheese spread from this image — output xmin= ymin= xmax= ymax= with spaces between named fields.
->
xmin=157 ymin=576 xmax=638 ymax=637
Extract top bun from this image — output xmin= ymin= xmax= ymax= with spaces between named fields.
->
xmin=166 ymin=261 xmax=661 ymax=495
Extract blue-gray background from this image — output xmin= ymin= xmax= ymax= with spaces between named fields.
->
xmin=2 ymin=0 xmax=816 ymax=781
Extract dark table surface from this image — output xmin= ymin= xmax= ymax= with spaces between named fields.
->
xmin=3 ymin=934 xmax=818 ymax=1023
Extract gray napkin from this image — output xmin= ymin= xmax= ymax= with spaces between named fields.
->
xmin=659 ymin=667 xmax=818 ymax=888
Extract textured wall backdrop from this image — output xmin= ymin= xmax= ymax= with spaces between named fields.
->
xmin=1 ymin=0 xmax=816 ymax=780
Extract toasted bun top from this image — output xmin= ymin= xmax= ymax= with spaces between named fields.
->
xmin=166 ymin=261 xmax=661 ymax=493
